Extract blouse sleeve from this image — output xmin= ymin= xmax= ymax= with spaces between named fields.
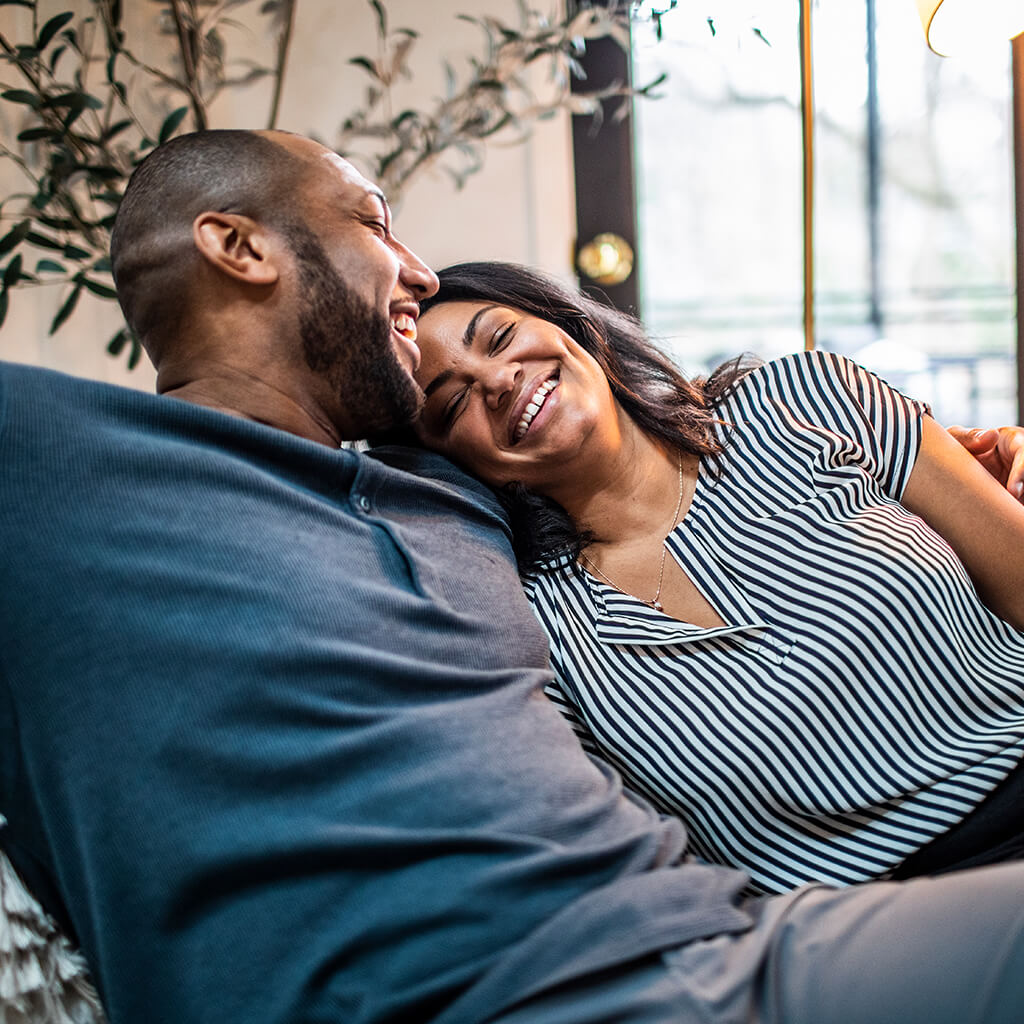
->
xmin=754 ymin=350 xmax=932 ymax=500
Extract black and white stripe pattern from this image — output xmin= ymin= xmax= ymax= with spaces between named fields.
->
xmin=525 ymin=351 xmax=1024 ymax=894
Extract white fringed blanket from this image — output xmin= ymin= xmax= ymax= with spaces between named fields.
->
xmin=0 ymin=848 xmax=106 ymax=1024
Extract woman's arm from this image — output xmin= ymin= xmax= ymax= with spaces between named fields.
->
xmin=948 ymin=425 xmax=1024 ymax=501
xmin=903 ymin=415 xmax=1024 ymax=630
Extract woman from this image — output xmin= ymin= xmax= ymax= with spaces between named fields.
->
xmin=409 ymin=260 xmax=1024 ymax=894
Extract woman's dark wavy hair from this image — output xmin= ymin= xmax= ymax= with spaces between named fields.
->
xmin=416 ymin=261 xmax=756 ymax=574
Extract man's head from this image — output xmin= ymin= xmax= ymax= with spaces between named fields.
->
xmin=110 ymin=129 xmax=438 ymax=440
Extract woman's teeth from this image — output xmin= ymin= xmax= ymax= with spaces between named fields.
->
xmin=392 ymin=313 xmax=417 ymax=341
xmin=514 ymin=379 xmax=558 ymax=441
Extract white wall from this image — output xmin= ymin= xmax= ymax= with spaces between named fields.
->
xmin=0 ymin=0 xmax=576 ymax=388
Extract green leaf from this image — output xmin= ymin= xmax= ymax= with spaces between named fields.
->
xmin=158 ymin=106 xmax=188 ymax=144
xmin=81 ymin=277 xmax=117 ymax=299
xmin=25 ymin=231 xmax=64 ymax=252
xmin=127 ymin=333 xmax=142 ymax=370
xmin=37 ymin=215 xmax=75 ymax=230
xmin=45 ymin=90 xmax=103 ymax=110
xmin=37 ymin=12 xmax=74 ymax=52
xmin=61 ymin=102 xmax=88 ymax=130
xmin=62 ymin=243 xmax=90 ymax=260
xmin=2 ymin=89 xmax=41 ymax=108
xmin=17 ymin=127 xmax=58 ymax=142
xmin=3 ymin=253 xmax=23 ymax=288
xmin=107 ymin=325 xmax=142 ymax=368
xmin=82 ymin=164 xmax=123 ymax=181
xmin=0 ymin=288 xmax=8 ymax=331
xmin=348 ymin=56 xmax=379 ymax=79
xmin=92 ymin=256 xmax=112 ymax=272
xmin=390 ymin=109 xmax=419 ymax=129
xmin=49 ymin=280 xmax=82 ymax=334
xmin=369 ymin=0 xmax=387 ymax=37
xmin=49 ymin=45 xmax=66 ymax=73
xmin=106 ymin=327 xmax=128 ymax=356
xmin=0 ymin=219 xmax=31 ymax=257
xmin=35 ymin=259 xmax=66 ymax=273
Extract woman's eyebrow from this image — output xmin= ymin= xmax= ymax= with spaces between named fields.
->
xmin=424 ymin=369 xmax=454 ymax=400
xmin=462 ymin=304 xmax=500 ymax=348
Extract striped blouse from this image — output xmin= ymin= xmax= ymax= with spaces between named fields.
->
xmin=524 ymin=350 xmax=1024 ymax=894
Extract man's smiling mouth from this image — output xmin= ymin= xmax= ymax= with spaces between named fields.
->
xmin=391 ymin=313 xmax=417 ymax=342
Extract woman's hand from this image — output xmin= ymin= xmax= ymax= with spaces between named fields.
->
xmin=947 ymin=425 xmax=1024 ymax=503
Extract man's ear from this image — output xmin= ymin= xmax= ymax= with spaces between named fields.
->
xmin=192 ymin=212 xmax=280 ymax=287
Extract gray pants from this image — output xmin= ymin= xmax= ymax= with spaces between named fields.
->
xmin=492 ymin=861 xmax=1024 ymax=1024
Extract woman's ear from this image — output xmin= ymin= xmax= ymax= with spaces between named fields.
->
xmin=192 ymin=212 xmax=279 ymax=287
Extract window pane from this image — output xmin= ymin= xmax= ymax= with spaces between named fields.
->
xmin=632 ymin=2 xmax=806 ymax=374
xmin=632 ymin=0 xmax=1017 ymax=424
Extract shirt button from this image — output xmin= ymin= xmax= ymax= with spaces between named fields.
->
xmin=356 ymin=495 xmax=371 ymax=512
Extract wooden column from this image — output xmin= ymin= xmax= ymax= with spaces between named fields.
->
xmin=799 ymin=0 xmax=816 ymax=351
xmin=1013 ymin=33 xmax=1024 ymax=423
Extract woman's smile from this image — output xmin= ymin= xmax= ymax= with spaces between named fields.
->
xmin=511 ymin=374 xmax=559 ymax=444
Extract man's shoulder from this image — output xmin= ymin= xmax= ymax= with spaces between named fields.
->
xmin=367 ymin=445 xmax=505 ymax=510
xmin=0 ymin=360 xmax=143 ymax=437
xmin=0 ymin=359 xmax=153 ymax=411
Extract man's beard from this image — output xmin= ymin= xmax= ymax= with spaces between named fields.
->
xmin=290 ymin=227 xmax=423 ymax=435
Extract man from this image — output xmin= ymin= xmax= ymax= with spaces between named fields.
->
xmin=1 ymin=129 xmax=1023 ymax=1024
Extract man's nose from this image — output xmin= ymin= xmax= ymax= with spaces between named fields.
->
xmin=397 ymin=242 xmax=439 ymax=298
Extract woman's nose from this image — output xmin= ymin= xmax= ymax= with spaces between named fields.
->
xmin=482 ymin=361 xmax=519 ymax=410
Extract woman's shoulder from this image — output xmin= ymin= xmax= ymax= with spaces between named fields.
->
xmin=716 ymin=348 xmax=903 ymax=422
xmin=725 ymin=349 xmax=862 ymax=398
xmin=520 ymin=555 xmax=580 ymax=601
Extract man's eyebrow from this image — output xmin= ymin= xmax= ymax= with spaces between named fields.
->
xmin=376 ymin=191 xmax=392 ymax=219
xmin=362 ymin=188 xmax=390 ymax=221
xmin=423 ymin=305 xmax=500 ymax=400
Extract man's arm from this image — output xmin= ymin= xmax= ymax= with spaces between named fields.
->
xmin=949 ymin=425 xmax=1024 ymax=502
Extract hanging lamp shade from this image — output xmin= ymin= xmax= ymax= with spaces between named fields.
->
xmin=916 ymin=0 xmax=1024 ymax=56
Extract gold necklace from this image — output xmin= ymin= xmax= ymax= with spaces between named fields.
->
xmin=579 ymin=455 xmax=685 ymax=613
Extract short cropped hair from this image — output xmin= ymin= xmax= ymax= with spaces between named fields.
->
xmin=110 ymin=130 xmax=302 ymax=358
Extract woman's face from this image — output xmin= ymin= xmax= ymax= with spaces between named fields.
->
xmin=412 ymin=300 xmax=623 ymax=493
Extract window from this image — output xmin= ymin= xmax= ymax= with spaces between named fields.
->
xmin=628 ymin=0 xmax=1018 ymax=425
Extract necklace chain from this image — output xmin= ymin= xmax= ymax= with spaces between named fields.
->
xmin=579 ymin=455 xmax=685 ymax=613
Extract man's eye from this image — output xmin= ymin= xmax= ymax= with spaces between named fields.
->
xmin=368 ymin=221 xmax=388 ymax=237
xmin=489 ymin=322 xmax=515 ymax=355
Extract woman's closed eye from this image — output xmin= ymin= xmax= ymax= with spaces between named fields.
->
xmin=488 ymin=321 xmax=515 ymax=354
xmin=441 ymin=386 xmax=470 ymax=430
